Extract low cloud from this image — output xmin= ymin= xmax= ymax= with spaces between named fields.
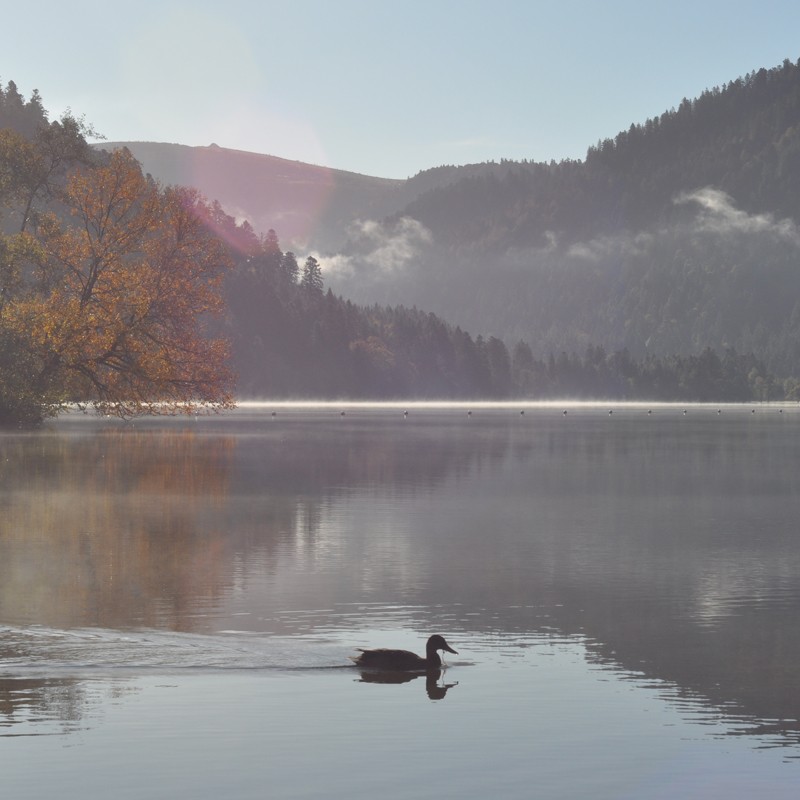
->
xmin=676 ymin=187 xmax=800 ymax=243
xmin=312 ymin=252 xmax=356 ymax=280
xmin=318 ymin=216 xmax=433 ymax=280
xmin=563 ymin=188 xmax=800 ymax=265
xmin=566 ymin=231 xmax=654 ymax=262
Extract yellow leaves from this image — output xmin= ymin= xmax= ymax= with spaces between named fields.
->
xmin=0 ymin=230 xmax=42 ymax=295
xmin=4 ymin=147 xmax=235 ymax=418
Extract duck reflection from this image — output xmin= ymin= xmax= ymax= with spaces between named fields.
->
xmin=357 ymin=669 xmax=458 ymax=700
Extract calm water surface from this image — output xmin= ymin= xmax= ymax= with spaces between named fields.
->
xmin=2 ymin=403 xmax=800 ymax=798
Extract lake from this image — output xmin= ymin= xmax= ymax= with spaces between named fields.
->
xmin=1 ymin=403 xmax=800 ymax=799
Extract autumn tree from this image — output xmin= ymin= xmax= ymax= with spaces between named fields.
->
xmin=1 ymin=148 xmax=234 ymax=420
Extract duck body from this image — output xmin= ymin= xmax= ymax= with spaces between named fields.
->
xmin=351 ymin=634 xmax=457 ymax=671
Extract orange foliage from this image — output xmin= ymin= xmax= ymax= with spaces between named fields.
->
xmin=6 ymin=149 xmax=235 ymax=416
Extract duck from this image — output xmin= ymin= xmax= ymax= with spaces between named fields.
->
xmin=350 ymin=634 xmax=458 ymax=671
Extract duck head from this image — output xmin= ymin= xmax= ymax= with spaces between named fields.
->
xmin=427 ymin=634 xmax=458 ymax=655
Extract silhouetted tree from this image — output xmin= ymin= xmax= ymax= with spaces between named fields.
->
xmin=300 ymin=255 xmax=323 ymax=296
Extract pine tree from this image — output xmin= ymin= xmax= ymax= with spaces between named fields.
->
xmin=300 ymin=256 xmax=323 ymax=295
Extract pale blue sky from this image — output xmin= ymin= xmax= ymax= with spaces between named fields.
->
xmin=4 ymin=0 xmax=800 ymax=178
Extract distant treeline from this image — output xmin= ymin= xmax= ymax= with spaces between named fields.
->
xmin=512 ymin=345 xmax=789 ymax=402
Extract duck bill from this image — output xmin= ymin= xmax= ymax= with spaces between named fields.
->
xmin=443 ymin=644 xmax=458 ymax=655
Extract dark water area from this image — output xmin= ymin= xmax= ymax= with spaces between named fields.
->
xmin=1 ymin=403 xmax=800 ymax=798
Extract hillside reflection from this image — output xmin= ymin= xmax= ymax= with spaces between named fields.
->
xmin=1 ymin=410 xmax=800 ymax=748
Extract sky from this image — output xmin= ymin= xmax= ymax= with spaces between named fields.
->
xmin=4 ymin=0 xmax=800 ymax=179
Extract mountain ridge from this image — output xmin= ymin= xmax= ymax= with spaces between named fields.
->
xmin=98 ymin=140 xmax=409 ymax=250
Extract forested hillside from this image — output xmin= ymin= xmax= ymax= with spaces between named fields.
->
xmin=326 ymin=58 xmax=800 ymax=377
xmin=400 ymin=60 xmax=800 ymax=247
